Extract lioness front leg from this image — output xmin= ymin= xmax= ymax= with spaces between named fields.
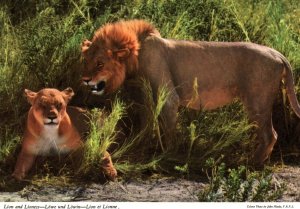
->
xmin=12 ymin=149 xmax=36 ymax=180
xmin=101 ymin=151 xmax=117 ymax=181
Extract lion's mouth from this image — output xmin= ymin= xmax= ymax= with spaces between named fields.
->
xmin=90 ymin=81 xmax=106 ymax=95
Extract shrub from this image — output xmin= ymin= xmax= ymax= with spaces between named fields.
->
xmin=79 ymin=99 xmax=125 ymax=176
xmin=199 ymin=158 xmax=285 ymax=202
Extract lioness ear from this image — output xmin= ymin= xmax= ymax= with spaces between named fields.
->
xmin=81 ymin=39 xmax=92 ymax=59
xmin=62 ymin=87 xmax=75 ymax=103
xmin=24 ymin=89 xmax=37 ymax=105
xmin=113 ymin=48 xmax=130 ymax=59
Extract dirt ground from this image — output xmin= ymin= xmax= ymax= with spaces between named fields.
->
xmin=0 ymin=165 xmax=300 ymax=202
xmin=273 ymin=165 xmax=300 ymax=201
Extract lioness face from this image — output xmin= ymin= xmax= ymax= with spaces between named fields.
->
xmin=81 ymin=40 xmax=128 ymax=96
xmin=25 ymin=88 xmax=74 ymax=127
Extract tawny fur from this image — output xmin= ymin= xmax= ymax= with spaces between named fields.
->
xmin=12 ymin=88 xmax=117 ymax=180
xmin=81 ymin=19 xmax=300 ymax=166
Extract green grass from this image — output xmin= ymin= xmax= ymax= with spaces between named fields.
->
xmin=0 ymin=131 xmax=20 ymax=163
xmin=139 ymin=78 xmax=173 ymax=152
xmin=199 ymin=158 xmax=285 ymax=201
xmin=79 ymin=99 xmax=125 ymax=175
xmin=0 ymin=0 xmax=299 ymax=201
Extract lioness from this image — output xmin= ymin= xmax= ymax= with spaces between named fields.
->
xmin=81 ymin=20 xmax=300 ymax=166
xmin=12 ymin=88 xmax=117 ymax=180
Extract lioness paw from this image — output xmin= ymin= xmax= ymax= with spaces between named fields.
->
xmin=101 ymin=152 xmax=117 ymax=181
xmin=103 ymin=166 xmax=118 ymax=181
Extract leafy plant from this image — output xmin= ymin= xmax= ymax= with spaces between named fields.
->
xmin=199 ymin=158 xmax=285 ymax=202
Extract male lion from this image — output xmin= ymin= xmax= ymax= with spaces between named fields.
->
xmin=12 ymin=88 xmax=117 ymax=180
xmin=81 ymin=19 xmax=300 ymax=166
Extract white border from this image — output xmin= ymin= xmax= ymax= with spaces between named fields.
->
xmin=0 ymin=202 xmax=299 ymax=209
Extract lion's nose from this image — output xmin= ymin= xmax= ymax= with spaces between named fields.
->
xmin=82 ymin=77 xmax=92 ymax=85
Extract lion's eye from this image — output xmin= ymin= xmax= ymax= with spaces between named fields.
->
xmin=96 ymin=61 xmax=104 ymax=69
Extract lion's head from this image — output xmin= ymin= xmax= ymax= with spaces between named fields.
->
xmin=25 ymin=88 xmax=74 ymax=127
xmin=81 ymin=19 xmax=159 ymax=95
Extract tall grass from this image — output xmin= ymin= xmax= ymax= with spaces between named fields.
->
xmin=0 ymin=132 xmax=20 ymax=163
xmin=140 ymin=79 xmax=172 ymax=152
xmin=80 ymin=99 xmax=125 ymax=175
xmin=125 ymin=0 xmax=246 ymax=41
xmin=177 ymin=102 xmax=255 ymax=172
xmin=111 ymin=79 xmax=173 ymax=175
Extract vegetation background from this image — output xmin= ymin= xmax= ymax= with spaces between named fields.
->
xmin=0 ymin=0 xmax=299 ymax=192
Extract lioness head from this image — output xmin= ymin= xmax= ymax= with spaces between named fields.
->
xmin=81 ymin=20 xmax=157 ymax=95
xmin=25 ymin=88 xmax=74 ymax=127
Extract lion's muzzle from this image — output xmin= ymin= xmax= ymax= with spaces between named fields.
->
xmin=84 ymin=80 xmax=106 ymax=95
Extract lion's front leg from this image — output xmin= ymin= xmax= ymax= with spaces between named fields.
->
xmin=159 ymin=91 xmax=180 ymax=151
xmin=12 ymin=148 xmax=36 ymax=180
xmin=143 ymin=72 xmax=180 ymax=152
xmin=134 ymin=79 xmax=180 ymax=152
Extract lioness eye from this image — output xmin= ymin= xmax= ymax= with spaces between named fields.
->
xmin=39 ymin=103 xmax=46 ymax=109
xmin=56 ymin=103 xmax=62 ymax=110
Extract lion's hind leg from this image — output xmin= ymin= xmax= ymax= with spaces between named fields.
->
xmin=245 ymin=102 xmax=278 ymax=167
xmin=252 ymin=116 xmax=278 ymax=166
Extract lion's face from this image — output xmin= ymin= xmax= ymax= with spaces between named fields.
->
xmin=80 ymin=20 xmax=158 ymax=96
xmin=25 ymin=88 xmax=74 ymax=127
xmin=81 ymin=40 xmax=129 ymax=95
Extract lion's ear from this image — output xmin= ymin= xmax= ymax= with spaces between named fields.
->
xmin=113 ymin=48 xmax=130 ymax=59
xmin=24 ymin=89 xmax=37 ymax=105
xmin=81 ymin=39 xmax=92 ymax=59
xmin=62 ymin=87 xmax=75 ymax=103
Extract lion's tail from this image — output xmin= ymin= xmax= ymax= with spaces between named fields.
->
xmin=280 ymin=54 xmax=300 ymax=118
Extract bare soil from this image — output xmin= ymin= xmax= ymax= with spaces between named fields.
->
xmin=0 ymin=165 xmax=300 ymax=202
xmin=274 ymin=165 xmax=300 ymax=201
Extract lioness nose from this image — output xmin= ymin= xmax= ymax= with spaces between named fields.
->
xmin=48 ymin=115 xmax=57 ymax=120
xmin=82 ymin=77 xmax=92 ymax=85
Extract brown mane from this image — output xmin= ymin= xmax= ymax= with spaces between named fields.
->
xmin=92 ymin=20 xmax=160 ymax=74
